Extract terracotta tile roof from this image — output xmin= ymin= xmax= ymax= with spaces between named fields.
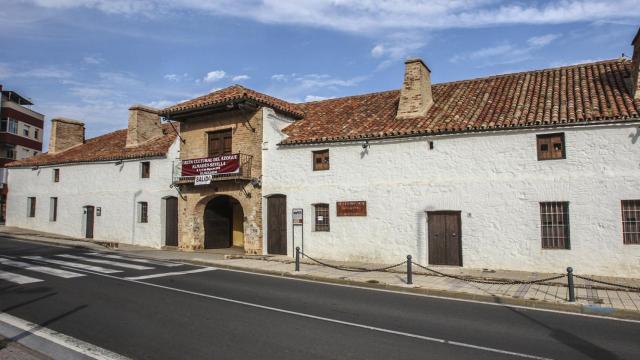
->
xmin=161 ymin=85 xmax=304 ymax=119
xmin=7 ymin=123 xmax=179 ymax=168
xmin=282 ymin=59 xmax=640 ymax=145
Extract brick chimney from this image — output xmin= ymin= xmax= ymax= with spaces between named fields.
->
xmin=396 ymin=58 xmax=433 ymax=119
xmin=630 ymin=28 xmax=640 ymax=100
xmin=48 ymin=118 xmax=85 ymax=154
xmin=126 ymin=104 xmax=162 ymax=148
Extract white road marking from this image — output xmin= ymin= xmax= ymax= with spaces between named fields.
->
xmin=0 ymin=270 xmax=42 ymax=284
xmin=125 ymin=267 xmax=215 ymax=280
xmin=23 ymin=256 xmax=122 ymax=274
xmin=75 ymin=268 xmax=551 ymax=360
xmin=0 ymin=312 xmax=129 ymax=360
xmin=0 ymin=257 xmax=84 ymax=279
xmin=56 ymin=254 xmax=154 ymax=270
xmin=85 ymin=252 xmax=181 ymax=267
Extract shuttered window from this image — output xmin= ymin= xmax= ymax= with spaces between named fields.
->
xmin=53 ymin=169 xmax=59 ymax=182
xmin=622 ymin=200 xmax=640 ymax=245
xmin=313 ymin=150 xmax=329 ymax=171
xmin=27 ymin=197 xmax=36 ymax=217
xmin=141 ymin=162 xmax=150 ymax=178
xmin=314 ymin=203 xmax=330 ymax=231
xmin=537 ymin=133 xmax=565 ymax=160
xmin=208 ymin=129 xmax=232 ymax=157
xmin=540 ymin=202 xmax=570 ymax=249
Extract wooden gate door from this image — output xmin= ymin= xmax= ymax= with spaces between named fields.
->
xmin=85 ymin=206 xmax=95 ymax=239
xmin=427 ymin=211 xmax=462 ymax=266
xmin=267 ymin=195 xmax=287 ymax=255
xmin=165 ymin=197 xmax=178 ymax=246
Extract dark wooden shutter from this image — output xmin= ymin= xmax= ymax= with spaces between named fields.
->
xmin=313 ymin=150 xmax=329 ymax=171
xmin=208 ymin=129 xmax=232 ymax=157
xmin=141 ymin=162 xmax=150 ymax=178
xmin=537 ymin=133 xmax=565 ymax=160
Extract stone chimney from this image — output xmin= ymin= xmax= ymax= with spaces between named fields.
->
xmin=48 ymin=118 xmax=85 ymax=154
xmin=126 ymin=104 xmax=162 ymax=148
xmin=396 ymin=58 xmax=433 ymax=119
xmin=630 ymin=28 xmax=640 ymax=100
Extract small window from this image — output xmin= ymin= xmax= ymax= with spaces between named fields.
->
xmin=34 ymin=128 xmax=39 ymax=140
xmin=50 ymin=197 xmax=58 ymax=222
xmin=537 ymin=133 xmax=565 ymax=160
xmin=540 ymin=202 xmax=570 ymax=249
xmin=8 ymin=119 xmax=18 ymax=134
xmin=314 ymin=203 xmax=330 ymax=231
xmin=23 ymin=125 xmax=30 ymax=137
xmin=27 ymin=197 xmax=36 ymax=217
xmin=141 ymin=161 xmax=150 ymax=179
xmin=53 ymin=169 xmax=59 ymax=182
xmin=313 ymin=150 xmax=330 ymax=171
xmin=622 ymin=200 xmax=640 ymax=245
xmin=0 ymin=118 xmax=7 ymax=132
xmin=138 ymin=202 xmax=148 ymax=223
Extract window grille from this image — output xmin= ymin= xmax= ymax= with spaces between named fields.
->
xmin=622 ymin=200 xmax=640 ymax=245
xmin=540 ymin=202 xmax=570 ymax=249
xmin=314 ymin=203 xmax=330 ymax=231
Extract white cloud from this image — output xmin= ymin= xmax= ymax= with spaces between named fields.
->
xmin=267 ymin=72 xmax=365 ymax=102
xmin=370 ymin=32 xmax=429 ymax=69
xmin=13 ymin=66 xmax=72 ymax=79
xmin=18 ymin=1 xmax=640 ymax=33
xmin=203 ymin=70 xmax=226 ymax=82
xmin=528 ymin=33 xmax=561 ymax=47
xmin=271 ymin=74 xmax=287 ymax=81
xmin=304 ymin=95 xmax=332 ymax=102
xmin=83 ymin=55 xmax=104 ymax=65
xmin=231 ymin=74 xmax=250 ymax=82
xmin=371 ymin=44 xmax=385 ymax=58
xmin=164 ymin=73 xmax=189 ymax=82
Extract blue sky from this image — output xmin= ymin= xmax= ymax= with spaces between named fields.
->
xmin=1 ymin=1 xmax=639 ymax=145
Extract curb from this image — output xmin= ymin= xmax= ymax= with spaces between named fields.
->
xmin=5 ymin=234 xmax=640 ymax=321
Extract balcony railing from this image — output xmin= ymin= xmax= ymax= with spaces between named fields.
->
xmin=172 ymin=153 xmax=253 ymax=184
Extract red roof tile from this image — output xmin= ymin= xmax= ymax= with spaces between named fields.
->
xmin=161 ymin=85 xmax=304 ymax=119
xmin=7 ymin=123 xmax=179 ymax=168
xmin=282 ymin=59 xmax=640 ymax=145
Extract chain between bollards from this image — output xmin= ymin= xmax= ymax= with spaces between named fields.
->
xmin=406 ymin=255 xmax=413 ymax=285
xmin=295 ymin=247 xmax=300 ymax=272
xmin=567 ymin=267 xmax=575 ymax=302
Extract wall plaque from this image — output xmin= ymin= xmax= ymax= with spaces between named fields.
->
xmin=292 ymin=208 xmax=304 ymax=225
xmin=336 ymin=201 xmax=367 ymax=216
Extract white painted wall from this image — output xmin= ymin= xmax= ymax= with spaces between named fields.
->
xmin=6 ymin=138 xmax=180 ymax=248
xmin=263 ymin=119 xmax=640 ymax=278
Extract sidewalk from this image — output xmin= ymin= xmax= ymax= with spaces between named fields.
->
xmin=2 ymin=226 xmax=639 ymax=319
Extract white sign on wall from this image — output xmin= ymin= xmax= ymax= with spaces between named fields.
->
xmin=194 ymin=174 xmax=213 ymax=186
xmin=292 ymin=208 xmax=303 ymax=225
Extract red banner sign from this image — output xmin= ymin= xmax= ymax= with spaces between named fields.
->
xmin=182 ymin=154 xmax=240 ymax=177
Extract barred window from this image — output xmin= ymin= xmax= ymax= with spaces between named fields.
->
xmin=622 ymin=200 xmax=640 ymax=245
xmin=138 ymin=202 xmax=148 ymax=223
xmin=314 ymin=203 xmax=330 ymax=231
xmin=540 ymin=202 xmax=570 ymax=249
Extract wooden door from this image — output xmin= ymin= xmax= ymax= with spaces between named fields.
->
xmin=208 ymin=129 xmax=232 ymax=157
xmin=267 ymin=195 xmax=287 ymax=255
xmin=427 ymin=212 xmax=461 ymax=266
xmin=165 ymin=197 xmax=178 ymax=246
xmin=85 ymin=206 xmax=95 ymax=239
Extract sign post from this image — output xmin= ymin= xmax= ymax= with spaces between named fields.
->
xmin=292 ymin=208 xmax=304 ymax=257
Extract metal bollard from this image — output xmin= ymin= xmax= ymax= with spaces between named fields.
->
xmin=295 ymin=247 xmax=300 ymax=272
xmin=567 ymin=267 xmax=575 ymax=302
xmin=406 ymin=255 xmax=413 ymax=285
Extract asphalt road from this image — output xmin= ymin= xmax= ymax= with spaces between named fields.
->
xmin=0 ymin=237 xmax=639 ymax=360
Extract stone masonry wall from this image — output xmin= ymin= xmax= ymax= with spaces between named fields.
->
xmin=177 ymin=108 xmax=263 ymax=254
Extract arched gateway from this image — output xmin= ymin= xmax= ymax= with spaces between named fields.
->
xmin=203 ymin=195 xmax=244 ymax=249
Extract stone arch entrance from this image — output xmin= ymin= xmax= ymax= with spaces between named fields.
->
xmin=203 ymin=195 xmax=244 ymax=249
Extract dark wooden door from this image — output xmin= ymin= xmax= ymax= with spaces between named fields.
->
xmin=267 ymin=195 xmax=287 ymax=255
xmin=165 ymin=197 xmax=178 ymax=246
xmin=85 ymin=206 xmax=94 ymax=239
xmin=208 ymin=129 xmax=232 ymax=157
xmin=428 ymin=212 xmax=461 ymax=266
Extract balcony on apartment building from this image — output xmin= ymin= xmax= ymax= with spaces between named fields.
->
xmin=172 ymin=153 xmax=253 ymax=185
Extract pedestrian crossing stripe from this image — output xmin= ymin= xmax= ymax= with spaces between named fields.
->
xmin=22 ymin=256 xmax=122 ymax=274
xmin=56 ymin=254 xmax=154 ymax=270
xmin=0 ymin=258 xmax=84 ymax=279
xmin=84 ymin=253 xmax=182 ymax=267
xmin=0 ymin=270 xmax=42 ymax=284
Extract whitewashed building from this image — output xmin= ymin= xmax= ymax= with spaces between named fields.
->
xmin=6 ymin=105 xmax=180 ymax=248
xmin=258 ymin=34 xmax=640 ymax=277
